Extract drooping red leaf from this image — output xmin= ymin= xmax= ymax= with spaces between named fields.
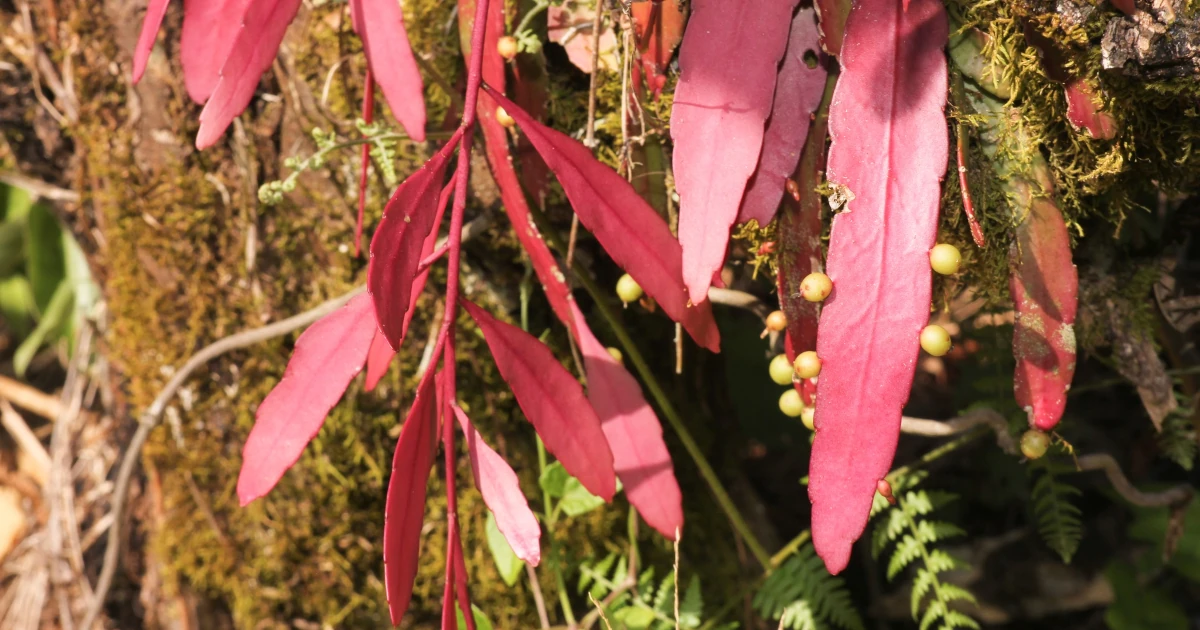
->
xmin=484 ymin=86 xmax=721 ymax=352
xmin=807 ymin=0 xmax=948 ymax=575
xmin=180 ymin=0 xmax=248 ymax=103
xmin=364 ymin=328 xmax=394 ymax=392
xmin=355 ymin=71 xmax=376 ymax=257
xmin=512 ymin=52 xmax=552 ymax=207
xmin=1023 ymin=25 xmax=1117 ymax=140
xmin=195 ymin=0 xmax=301 ymax=149
xmin=451 ymin=523 xmax=477 ymax=630
xmin=440 ymin=570 xmax=456 ymax=630
xmin=350 ymin=0 xmax=427 ymax=141
xmin=571 ymin=304 xmax=683 ymax=538
xmin=814 ymin=0 xmax=851 ymax=55
xmin=462 ymin=299 xmax=616 ymax=500
xmin=776 ymin=64 xmax=831 ymax=366
xmin=738 ymin=7 xmax=826 ymax=227
xmin=237 ymin=293 xmax=376 ymax=505
xmin=1011 ymin=193 xmax=1079 ymax=431
xmin=453 ymin=404 xmax=542 ymax=564
xmin=383 ymin=369 xmax=439 ymax=625
xmin=671 ymin=0 xmax=799 ymax=302
xmin=132 ymin=0 xmax=171 ymax=84
xmin=369 ymin=129 xmax=463 ymax=350
xmin=631 ymin=0 xmax=687 ymax=99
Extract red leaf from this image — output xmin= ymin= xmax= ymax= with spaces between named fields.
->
xmin=571 ymin=304 xmax=683 ymax=538
xmin=369 ymin=130 xmax=463 ymax=350
xmin=776 ymin=57 xmax=831 ymax=365
xmin=462 ymin=299 xmax=616 ymax=500
xmin=738 ymin=7 xmax=827 ymax=227
xmin=808 ymin=0 xmax=948 ymax=575
xmin=384 ymin=371 xmax=439 ymax=625
xmin=237 ymin=293 xmax=376 ymax=505
xmin=671 ymin=0 xmax=799 ymax=301
xmin=483 ymin=86 xmax=721 ymax=353
xmin=180 ymin=0 xmax=248 ymax=103
xmin=132 ymin=0 xmax=171 ymax=84
xmin=814 ymin=0 xmax=851 ymax=55
xmin=1023 ymin=25 xmax=1117 ymax=140
xmin=364 ymin=329 xmax=394 ymax=392
xmin=453 ymin=404 xmax=542 ymax=564
xmin=196 ymin=0 xmax=301 ymax=149
xmin=350 ymin=0 xmax=426 ymax=141
xmin=512 ymin=55 xmax=552 ymax=207
xmin=631 ymin=0 xmax=687 ymax=98
xmin=1011 ymin=194 xmax=1078 ymax=431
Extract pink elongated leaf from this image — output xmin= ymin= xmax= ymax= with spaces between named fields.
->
xmin=196 ymin=0 xmax=301 ymax=149
xmin=1011 ymin=193 xmax=1078 ymax=431
xmin=1023 ymin=25 xmax=1117 ymax=140
xmin=383 ymin=370 xmax=439 ymax=625
xmin=237 ymin=293 xmax=376 ymax=505
xmin=462 ymin=299 xmax=616 ymax=500
xmin=814 ymin=0 xmax=850 ymax=55
xmin=180 ymin=0 xmax=249 ymax=103
xmin=369 ymin=130 xmax=463 ymax=350
xmin=571 ymin=304 xmax=683 ymax=538
xmin=671 ymin=0 xmax=799 ymax=302
xmin=132 ymin=0 xmax=171 ymax=84
xmin=808 ymin=0 xmax=948 ymax=575
xmin=484 ymin=86 xmax=721 ymax=352
xmin=364 ymin=329 xmax=394 ymax=392
xmin=738 ymin=7 xmax=826 ymax=227
xmin=351 ymin=0 xmax=426 ymax=141
xmin=512 ymin=53 xmax=552 ymax=207
xmin=452 ymin=404 xmax=542 ymax=564
xmin=548 ymin=2 xmax=618 ymax=73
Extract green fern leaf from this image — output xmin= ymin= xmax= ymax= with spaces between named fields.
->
xmin=753 ymin=544 xmax=865 ymax=630
xmin=1029 ymin=462 xmax=1083 ymax=563
xmin=887 ymin=535 xmax=923 ymax=580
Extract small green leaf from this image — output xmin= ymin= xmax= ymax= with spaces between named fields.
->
xmin=1104 ymin=561 xmax=1187 ymax=630
xmin=0 ymin=276 xmax=35 ymax=338
xmin=456 ymin=603 xmax=495 ymax=630
xmin=613 ymin=606 xmax=656 ymax=630
xmin=560 ymin=476 xmax=607 ymax=517
xmin=485 ymin=512 xmax=525 ymax=587
xmin=539 ymin=461 xmax=570 ymax=498
xmin=25 ymin=202 xmax=66 ymax=311
xmin=14 ymin=280 xmax=73 ymax=376
xmin=0 ymin=220 xmax=24 ymax=276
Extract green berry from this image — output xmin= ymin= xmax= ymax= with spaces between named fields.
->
xmin=800 ymin=272 xmax=833 ymax=302
xmin=1020 ymin=429 xmax=1050 ymax=459
xmin=766 ymin=310 xmax=788 ymax=332
xmin=779 ymin=389 xmax=804 ymax=418
xmin=800 ymin=406 xmax=815 ymax=431
xmin=929 ymin=243 xmax=962 ymax=275
xmin=496 ymin=106 xmax=516 ymax=128
xmin=616 ymin=274 xmax=643 ymax=304
xmin=606 ymin=347 xmax=623 ymax=363
xmin=793 ymin=351 xmax=822 ymax=379
xmin=919 ymin=325 xmax=952 ymax=357
xmin=769 ymin=354 xmax=794 ymax=385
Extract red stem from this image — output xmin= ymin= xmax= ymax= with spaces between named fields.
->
xmin=956 ymin=126 xmax=986 ymax=248
xmin=418 ymin=242 xmax=450 ymax=274
xmin=355 ymin=70 xmax=376 ymax=257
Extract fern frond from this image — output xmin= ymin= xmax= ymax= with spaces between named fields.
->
xmin=1158 ymin=404 xmax=1197 ymax=470
xmin=1029 ymin=461 xmax=1083 ymax=563
xmin=887 ymin=535 xmax=924 ymax=580
xmin=753 ymin=543 xmax=865 ymax=630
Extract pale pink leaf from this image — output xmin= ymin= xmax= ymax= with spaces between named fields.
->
xmin=738 ymin=8 xmax=826 ymax=226
xmin=483 ymin=86 xmax=721 ymax=353
xmin=571 ymin=304 xmax=683 ymax=538
xmin=351 ymin=0 xmax=427 ymax=141
xmin=181 ymin=0 xmax=249 ymax=103
xmin=462 ymin=299 xmax=616 ymax=500
xmin=132 ymin=0 xmax=171 ymax=84
xmin=383 ymin=370 xmax=439 ymax=625
xmin=808 ymin=0 xmax=948 ymax=575
xmin=671 ymin=0 xmax=799 ymax=300
xmin=548 ymin=2 xmax=618 ymax=73
xmin=368 ymin=130 xmax=462 ymax=350
xmin=452 ymin=404 xmax=542 ymax=564
xmin=237 ymin=293 xmax=376 ymax=505
xmin=195 ymin=0 xmax=302 ymax=149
